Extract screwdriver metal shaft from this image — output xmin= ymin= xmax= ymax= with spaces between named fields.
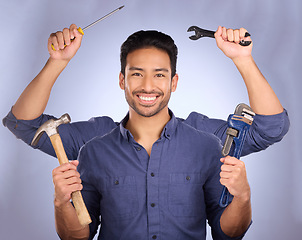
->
xmin=81 ymin=5 xmax=124 ymax=32
xmin=51 ymin=5 xmax=124 ymax=50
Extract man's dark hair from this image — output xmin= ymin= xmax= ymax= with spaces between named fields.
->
xmin=120 ymin=30 xmax=178 ymax=78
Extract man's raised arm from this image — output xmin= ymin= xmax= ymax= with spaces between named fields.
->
xmin=215 ymin=26 xmax=284 ymax=115
xmin=12 ymin=24 xmax=83 ymax=120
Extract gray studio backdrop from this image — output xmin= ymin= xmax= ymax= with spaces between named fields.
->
xmin=1 ymin=0 xmax=301 ymax=239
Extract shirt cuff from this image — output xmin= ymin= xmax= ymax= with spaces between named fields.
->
xmin=253 ymin=109 xmax=290 ymax=140
xmin=2 ymin=108 xmax=56 ymax=147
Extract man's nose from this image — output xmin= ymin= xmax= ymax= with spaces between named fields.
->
xmin=141 ymin=75 xmax=155 ymax=92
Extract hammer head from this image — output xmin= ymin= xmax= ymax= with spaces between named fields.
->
xmin=31 ymin=113 xmax=71 ymax=146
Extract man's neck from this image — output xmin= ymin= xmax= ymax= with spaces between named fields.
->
xmin=125 ymin=108 xmax=171 ymax=155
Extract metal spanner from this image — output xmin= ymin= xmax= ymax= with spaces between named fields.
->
xmin=187 ymin=26 xmax=252 ymax=46
xmin=219 ymin=103 xmax=255 ymax=207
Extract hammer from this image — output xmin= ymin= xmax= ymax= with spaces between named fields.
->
xmin=31 ymin=113 xmax=92 ymax=226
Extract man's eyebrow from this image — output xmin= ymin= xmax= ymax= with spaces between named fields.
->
xmin=128 ymin=67 xmax=170 ymax=72
xmin=129 ymin=67 xmax=144 ymax=71
xmin=154 ymin=68 xmax=169 ymax=72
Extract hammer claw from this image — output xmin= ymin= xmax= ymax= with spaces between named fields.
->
xmin=31 ymin=113 xmax=71 ymax=146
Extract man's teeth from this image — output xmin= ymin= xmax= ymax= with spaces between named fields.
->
xmin=139 ymin=96 xmax=156 ymax=101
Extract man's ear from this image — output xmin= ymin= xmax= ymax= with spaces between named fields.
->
xmin=171 ymin=73 xmax=179 ymax=92
xmin=119 ymin=72 xmax=125 ymax=90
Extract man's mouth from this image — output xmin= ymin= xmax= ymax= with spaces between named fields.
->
xmin=136 ymin=93 xmax=160 ymax=105
xmin=139 ymin=95 xmax=157 ymax=102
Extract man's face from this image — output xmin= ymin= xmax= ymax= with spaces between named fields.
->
xmin=119 ymin=47 xmax=178 ymax=118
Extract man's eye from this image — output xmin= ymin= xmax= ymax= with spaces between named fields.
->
xmin=133 ymin=73 xmax=142 ymax=76
xmin=156 ymin=73 xmax=165 ymax=77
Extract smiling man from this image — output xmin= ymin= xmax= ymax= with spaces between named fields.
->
xmin=121 ymin=48 xmax=177 ymax=118
xmin=3 ymin=26 xmax=289 ymax=239
xmin=119 ymin=46 xmax=179 ymax=156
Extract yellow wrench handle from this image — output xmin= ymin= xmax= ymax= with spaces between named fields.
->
xmin=51 ymin=27 xmax=84 ymax=51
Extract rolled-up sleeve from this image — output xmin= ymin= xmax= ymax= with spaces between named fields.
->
xmin=185 ymin=109 xmax=290 ymax=156
xmin=2 ymin=109 xmax=57 ymax=157
xmin=3 ymin=109 xmax=118 ymax=160
xmin=241 ymin=109 xmax=290 ymax=156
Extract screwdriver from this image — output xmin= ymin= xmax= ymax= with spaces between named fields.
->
xmin=51 ymin=5 xmax=124 ymax=50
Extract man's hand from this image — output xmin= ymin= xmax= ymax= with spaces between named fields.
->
xmin=215 ymin=26 xmax=253 ymax=61
xmin=220 ymin=156 xmax=250 ymax=202
xmin=220 ymin=156 xmax=252 ymax=237
xmin=52 ymin=160 xmax=90 ymax=239
xmin=52 ymin=160 xmax=83 ymax=207
xmin=48 ymin=24 xmax=83 ymax=62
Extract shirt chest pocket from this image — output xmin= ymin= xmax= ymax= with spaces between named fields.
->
xmin=168 ymin=173 xmax=205 ymax=217
xmin=103 ymin=176 xmax=138 ymax=221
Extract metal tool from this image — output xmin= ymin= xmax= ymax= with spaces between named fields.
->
xmin=31 ymin=114 xmax=92 ymax=226
xmin=51 ymin=5 xmax=124 ymax=50
xmin=77 ymin=5 xmax=124 ymax=34
xmin=187 ymin=26 xmax=252 ymax=46
xmin=219 ymin=103 xmax=255 ymax=207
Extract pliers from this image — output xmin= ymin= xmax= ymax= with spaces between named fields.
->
xmin=187 ymin=26 xmax=252 ymax=46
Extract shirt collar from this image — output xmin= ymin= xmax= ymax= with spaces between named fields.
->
xmin=119 ymin=109 xmax=178 ymax=142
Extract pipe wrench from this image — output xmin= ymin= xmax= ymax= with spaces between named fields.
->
xmin=219 ymin=103 xmax=255 ymax=207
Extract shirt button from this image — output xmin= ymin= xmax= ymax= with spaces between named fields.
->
xmin=151 ymin=172 xmax=155 ymax=177
xmin=151 ymin=203 xmax=156 ymax=207
xmin=186 ymin=176 xmax=191 ymax=181
xmin=136 ymin=147 xmax=141 ymax=151
xmin=152 ymin=235 xmax=157 ymax=239
xmin=114 ymin=180 xmax=119 ymax=185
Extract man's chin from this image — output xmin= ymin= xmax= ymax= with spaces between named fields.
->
xmin=133 ymin=105 xmax=165 ymax=118
xmin=136 ymin=110 xmax=158 ymax=118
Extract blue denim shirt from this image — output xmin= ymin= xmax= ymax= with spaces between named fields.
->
xmin=78 ymin=112 xmax=239 ymax=240
xmin=2 ymin=108 xmax=290 ymax=239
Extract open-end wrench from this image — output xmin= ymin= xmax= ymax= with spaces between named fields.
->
xmin=219 ymin=103 xmax=255 ymax=207
xmin=187 ymin=26 xmax=252 ymax=46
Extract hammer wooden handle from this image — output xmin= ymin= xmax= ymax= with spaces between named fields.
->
xmin=50 ymin=133 xmax=92 ymax=226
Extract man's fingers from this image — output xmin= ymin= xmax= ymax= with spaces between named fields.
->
xmin=53 ymin=162 xmax=77 ymax=174
xmin=220 ymin=156 xmax=250 ymax=198
xmin=220 ymin=156 xmax=246 ymax=181
xmin=221 ymin=156 xmax=244 ymax=166
xmin=52 ymin=161 xmax=82 ymax=206
xmin=239 ymin=27 xmax=248 ymax=39
xmin=49 ymin=33 xmax=59 ymax=51
xmin=69 ymin=24 xmax=78 ymax=39
xmin=233 ymin=29 xmax=240 ymax=44
xmin=55 ymin=31 xmax=65 ymax=50
xmin=63 ymin=169 xmax=81 ymax=180
xmin=221 ymin=26 xmax=227 ymax=41
xmin=52 ymin=161 xmax=80 ymax=184
xmin=70 ymin=160 xmax=79 ymax=167
xmin=219 ymin=28 xmax=250 ymax=44
xmin=48 ymin=24 xmax=82 ymax=52
xmin=62 ymin=28 xmax=71 ymax=46
xmin=227 ymin=28 xmax=234 ymax=42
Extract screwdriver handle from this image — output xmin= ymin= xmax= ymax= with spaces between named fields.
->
xmin=51 ymin=27 xmax=84 ymax=51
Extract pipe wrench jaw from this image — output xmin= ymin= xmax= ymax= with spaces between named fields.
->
xmin=221 ymin=104 xmax=255 ymax=157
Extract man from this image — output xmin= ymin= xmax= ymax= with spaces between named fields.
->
xmin=3 ymin=25 xmax=289 ymax=239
